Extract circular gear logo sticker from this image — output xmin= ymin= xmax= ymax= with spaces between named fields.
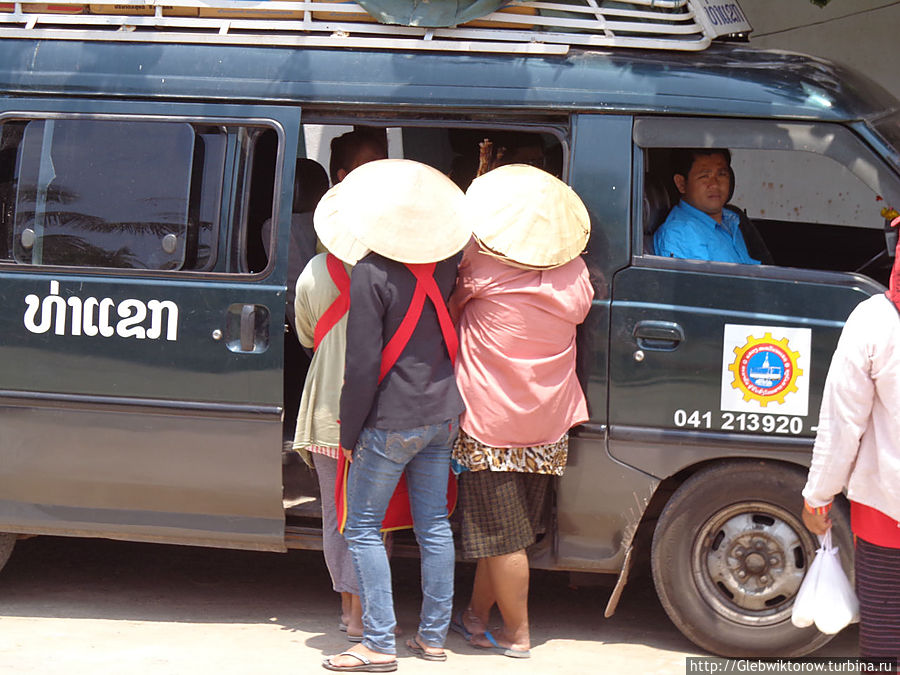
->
xmin=721 ymin=325 xmax=810 ymax=416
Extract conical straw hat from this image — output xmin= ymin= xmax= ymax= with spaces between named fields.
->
xmin=339 ymin=159 xmax=470 ymax=264
xmin=465 ymin=164 xmax=591 ymax=269
xmin=313 ymin=183 xmax=371 ymax=265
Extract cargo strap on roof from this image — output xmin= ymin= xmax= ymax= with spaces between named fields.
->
xmin=0 ymin=0 xmax=751 ymax=54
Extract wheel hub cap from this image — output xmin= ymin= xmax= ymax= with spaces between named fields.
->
xmin=693 ymin=505 xmax=813 ymax=626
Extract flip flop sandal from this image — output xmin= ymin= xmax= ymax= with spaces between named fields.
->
xmin=449 ymin=611 xmax=473 ymax=641
xmin=450 ymin=610 xmax=499 ymax=650
xmin=322 ymin=651 xmax=398 ymax=672
xmin=406 ymin=638 xmax=447 ymax=662
xmin=496 ymin=647 xmax=531 ymax=659
xmin=472 ymin=629 xmax=499 ymax=650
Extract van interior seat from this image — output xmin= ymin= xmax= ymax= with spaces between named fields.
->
xmin=642 ymin=173 xmax=674 ymax=255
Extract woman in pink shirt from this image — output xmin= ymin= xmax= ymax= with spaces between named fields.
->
xmin=449 ymin=164 xmax=594 ymax=658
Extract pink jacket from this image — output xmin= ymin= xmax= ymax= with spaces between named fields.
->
xmin=451 ymin=243 xmax=594 ymax=448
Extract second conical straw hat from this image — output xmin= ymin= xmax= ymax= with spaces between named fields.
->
xmin=313 ymin=183 xmax=372 ymax=265
xmin=465 ymin=164 xmax=591 ymax=269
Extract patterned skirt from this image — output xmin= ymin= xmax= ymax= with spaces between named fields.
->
xmin=452 ymin=428 xmax=568 ymax=476
xmin=855 ymin=536 xmax=900 ymax=661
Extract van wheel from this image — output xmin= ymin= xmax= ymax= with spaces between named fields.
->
xmin=0 ymin=533 xmax=15 ymax=574
xmin=651 ymin=460 xmax=851 ymax=657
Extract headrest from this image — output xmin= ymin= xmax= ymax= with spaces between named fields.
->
xmin=643 ymin=174 xmax=674 ymax=236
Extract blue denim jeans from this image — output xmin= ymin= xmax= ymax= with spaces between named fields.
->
xmin=343 ymin=419 xmax=457 ymax=655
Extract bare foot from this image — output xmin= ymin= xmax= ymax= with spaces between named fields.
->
xmin=469 ymin=632 xmax=495 ymax=649
xmin=459 ymin=607 xmax=488 ymax=638
xmin=489 ymin=629 xmax=531 ymax=654
xmin=458 ymin=608 xmax=495 ymax=648
xmin=324 ymin=645 xmax=396 ymax=669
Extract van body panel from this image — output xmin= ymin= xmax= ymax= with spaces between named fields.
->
xmin=607 ymin=262 xmax=877 ymax=477
xmin=607 ymin=426 xmax=813 ymax=481
xmin=0 ymin=407 xmax=283 ymax=550
xmin=0 ymin=99 xmax=301 ymax=550
xmin=569 ymin=113 xmax=633 ymax=425
xmin=554 ymin=430 xmax=659 ymax=573
xmin=0 ymin=42 xmax=894 ymax=122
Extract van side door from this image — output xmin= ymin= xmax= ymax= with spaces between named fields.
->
xmin=0 ymin=99 xmax=300 ymax=551
xmin=608 ymin=117 xmax=898 ymax=478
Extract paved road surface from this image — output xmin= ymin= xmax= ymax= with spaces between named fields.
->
xmin=0 ymin=536 xmax=857 ymax=673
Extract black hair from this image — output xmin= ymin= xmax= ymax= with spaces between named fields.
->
xmin=293 ymin=158 xmax=329 ymax=213
xmin=672 ymin=148 xmax=732 ymax=179
xmin=329 ymin=129 xmax=388 ymax=185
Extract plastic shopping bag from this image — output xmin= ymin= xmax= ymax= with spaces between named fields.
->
xmin=790 ymin=529 xmax=859 ymax=634
xmin=790 ymin=538 xmax=822 ymax=628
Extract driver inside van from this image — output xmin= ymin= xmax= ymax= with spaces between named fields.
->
xmin=653 ymin=148 xmax=760 ymax=265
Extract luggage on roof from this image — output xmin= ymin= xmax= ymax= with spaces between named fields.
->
xmin=0 ymin=0 xmax=751 ymax=53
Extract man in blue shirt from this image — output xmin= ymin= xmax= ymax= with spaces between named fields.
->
xmin=653 ymin=148 xmax=760 ymax=265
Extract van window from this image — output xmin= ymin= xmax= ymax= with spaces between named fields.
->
xmin=730 ymin=148 xmax=885 ymax=274
xmin=301 ymin=121 xmax=564 ymax=189
xmin=635 ymin=118 xmax=900 ymax=285
xmin=243 ymin=127 xmax=278 ymax=274
xmin=0 ymin=118 xmax=226 ymax=272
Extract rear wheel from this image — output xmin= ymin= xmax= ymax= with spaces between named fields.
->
xmin=651 ymin=460 xmax=852 ymax=657
xmin=0 ymin=533 xmax=15 ymax=575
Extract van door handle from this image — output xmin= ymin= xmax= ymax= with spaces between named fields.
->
xmin=633 ymin=320 xmax=684 ymax=351
xmin=224 ymin=303 xmax=270 ymax=353
xmin=240 ymin=304 xmax=256 ymax=352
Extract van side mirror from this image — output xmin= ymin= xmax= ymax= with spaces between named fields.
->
xmin=887 ymin=221 xmax=898 ymax=260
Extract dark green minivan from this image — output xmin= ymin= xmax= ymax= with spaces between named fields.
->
xmin=1 ymin=2 xmax=899 ymax=658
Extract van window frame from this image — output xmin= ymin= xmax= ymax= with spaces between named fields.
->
xmin=298 ymin=110 xmax=572 ymax=181
xmin=0 ymin=110 xmax=288 ymax=280
xmin=631 ymin=116 xmax=900 ymax=279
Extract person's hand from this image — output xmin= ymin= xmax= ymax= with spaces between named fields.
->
xmin=342 ymin=447 xmax=353 ymax=462
xmin=802 ymin=508 xmax=831 ymax=535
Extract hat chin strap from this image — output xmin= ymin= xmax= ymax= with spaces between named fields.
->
xmin=473 ymin=234 xmax=570 ymax=271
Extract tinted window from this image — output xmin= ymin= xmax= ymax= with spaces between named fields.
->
xmin=636 ymin=118 xmax=900 ymax=284
xmin=1 ymin=118 xmax=224 ymax=271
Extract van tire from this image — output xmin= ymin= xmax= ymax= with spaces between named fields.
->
xmin=0 ymin=533 xmax=15 ymax=574
xmin=651 ymin=460 xmax=852 ymax=657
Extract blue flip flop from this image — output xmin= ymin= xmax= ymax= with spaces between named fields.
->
xmin=481 ymin=630 xmax=499 ymax=648
xmin=481 ymin=630 xmax=530 ymax=658
xmin=450 ymin=611 xmax=498 ymax=650
xmin=449 ymin=611 xmax=473 ymax=641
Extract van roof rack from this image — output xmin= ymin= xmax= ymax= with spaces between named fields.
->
xmin=0 ymin=0 xmax=751 ymax=55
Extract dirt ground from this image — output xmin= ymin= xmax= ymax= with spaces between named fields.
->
xmin=0 ymin=536 xmax=857 ymax=674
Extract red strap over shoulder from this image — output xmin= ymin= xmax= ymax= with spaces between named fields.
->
xmin=337 ymin=262 xmax=459 ymax=535
xmin=313 ymin=254 xmax=351 ymax=351
xmin=378 ymin=262 xmax=458 ymax=383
